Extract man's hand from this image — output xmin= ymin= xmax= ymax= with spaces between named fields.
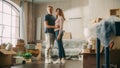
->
xmin=55 ymin=25 xmax=59 ymax=29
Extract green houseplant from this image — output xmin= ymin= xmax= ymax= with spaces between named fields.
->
xmin=23 ymin=52 xmax=32 ymax=59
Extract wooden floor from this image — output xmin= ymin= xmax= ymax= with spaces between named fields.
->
xmin=11 ymin=60 xmax=83 ymax=68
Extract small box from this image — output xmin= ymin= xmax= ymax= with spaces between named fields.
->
xmin=0 ymin=49 xmax=16 ymax=66
xmin=25 ymin=44 xmax=35 ymax=49
xmin=83 ymin=48 xmax=91 ymax=53
xmin=35 ymin=43 xmax=42 ymax=61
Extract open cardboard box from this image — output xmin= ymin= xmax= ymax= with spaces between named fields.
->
xmin=0 ymin=49 xmax=16 ymax=66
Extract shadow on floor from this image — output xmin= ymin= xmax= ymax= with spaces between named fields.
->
xmin=10 ymin=60 xmax=83 ymax=68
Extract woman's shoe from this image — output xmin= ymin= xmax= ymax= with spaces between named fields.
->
xmin=61 ymin=58 xmax=65 ymax=64
xmin=49 ymin=58 xmax=53 ymax=64
xmin=53 ymin=59 xmax=61 ymax=64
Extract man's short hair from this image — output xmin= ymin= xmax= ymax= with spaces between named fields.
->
xmin=47 ymin=5 xmax=53 ymax=9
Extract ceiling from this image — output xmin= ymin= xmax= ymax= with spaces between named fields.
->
xmin=27 ymin=0 xmax=69 ymax=3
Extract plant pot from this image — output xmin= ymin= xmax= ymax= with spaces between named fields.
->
xmin=25 ymin=59 xmax=31 ymax=63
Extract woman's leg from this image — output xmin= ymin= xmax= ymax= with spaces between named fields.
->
xmin=61 ymin=44 xmax=65 ymax=58
xmin=59 ymin=41 xmax=65 ymax=58
xmin=59 ymin=35 xmax=66 ymax=63
xmin=59 ymin=35 xmax=65 ymax=58
xmin=57 ymin=40 xmax=62 ymax=59
xmin=55 ymin=31 xmax=62 ymax=59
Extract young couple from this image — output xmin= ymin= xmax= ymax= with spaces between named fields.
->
xmin=44 ymin=5 xmax=66 ymax=64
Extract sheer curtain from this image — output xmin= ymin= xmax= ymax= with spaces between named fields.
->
xmin=20 ymin=0 xmax=36 ymax=44
xmin=20 ymin=0 xmax=27 ymax=44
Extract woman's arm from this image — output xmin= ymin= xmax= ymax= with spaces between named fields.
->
xmin=57 ymin=17 xmax=64 ymax=40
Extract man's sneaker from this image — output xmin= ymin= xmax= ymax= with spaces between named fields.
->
xmin=53 ymin=59 xmax=61 ymax=64
xmin=45 ymin=59 xmax=49 ymax=64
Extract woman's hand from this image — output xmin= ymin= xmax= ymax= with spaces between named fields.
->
xmin=57 ymin=35 xmax=60 ymax=40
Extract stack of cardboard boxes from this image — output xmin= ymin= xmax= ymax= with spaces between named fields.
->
xmin=0 ymin=39 xmax=42 ymax=66
xmin=12 ymin=39 xmax=26 ymax=65
xmin=0 ymin=45 xmax=16 ymax=66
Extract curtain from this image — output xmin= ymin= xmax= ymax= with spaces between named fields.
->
xmin=20 ymin=0 xmax=27 ymax=44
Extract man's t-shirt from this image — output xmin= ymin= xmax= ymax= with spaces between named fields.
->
xmin=44 ymin=14 xmax=56 ymax=34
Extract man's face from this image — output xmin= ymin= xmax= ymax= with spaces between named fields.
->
xmin=47 ymin=7 xmax=53 ymax=14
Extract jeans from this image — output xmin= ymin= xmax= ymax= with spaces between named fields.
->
xmin=55 ymin=30 xmax=65 ymax=59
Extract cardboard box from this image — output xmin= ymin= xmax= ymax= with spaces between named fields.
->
xmin=35 ymin=43 xmax=42 ymax=61
xmin=63 ymin=32 xmax=72 ymax=39
xmin=26 ymin=49 xmax=39 ymax=57
xmin=17 ymin=39 xmax=25 ymax=46
xmin=83 ymin=48 xmax=91 ymax=53
xmin=12 ymin=56 xmax=25 ymax=65
xmin=0 ymin=49 xmax=16 ymax=66
xmin=25 ymin=44 xmax=35 ymax=49
xmin=13 ymin=46 xmax=26 ymax=54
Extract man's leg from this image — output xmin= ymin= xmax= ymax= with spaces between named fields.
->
xmin=45 ymin=33 xmax=51 ymax=63
xmin=49 ymin=33 xmax=55 ymax=63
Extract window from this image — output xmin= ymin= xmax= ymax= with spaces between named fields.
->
xmin=0 ymin=0 xmax=20 ymax=47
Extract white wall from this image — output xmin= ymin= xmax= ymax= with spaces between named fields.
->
xmin=89 ymin=0 xmax=120 ymax=19
xmin=35 ymin=0 xmax=120 ymax=40
xmin=85 ymin=0 xmax=120 ymax=49
xmin=35 ymin=0 xmax=89 ymax=40
xmin=83 ymin=0 xmax=120 ymax=27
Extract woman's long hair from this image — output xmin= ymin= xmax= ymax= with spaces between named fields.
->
xmin=56 ymin=8 xmax=65 ymax=20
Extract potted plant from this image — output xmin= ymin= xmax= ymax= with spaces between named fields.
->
xmin=23 ymin=52 xmax=32 ymax=63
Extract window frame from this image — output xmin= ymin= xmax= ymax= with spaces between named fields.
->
xmin=0 ymin=0 xmax=20 ymax=46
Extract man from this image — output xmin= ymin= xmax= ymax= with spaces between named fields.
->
xmin=44 ymin=6 xmax=56 ymax=64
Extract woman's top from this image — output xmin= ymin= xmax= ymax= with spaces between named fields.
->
xmin=55 ymin=16 xmax=64 ymax=33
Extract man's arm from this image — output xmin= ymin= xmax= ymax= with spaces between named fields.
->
xmin=44 ymin=21 xmax=56 ymax=28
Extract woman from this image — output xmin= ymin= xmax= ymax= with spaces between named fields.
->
xmin=54 ymin=8 xmax=66 ymax=64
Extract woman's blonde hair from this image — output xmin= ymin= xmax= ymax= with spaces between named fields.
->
xmin=56 ymin=8 xmax=65 ymax=20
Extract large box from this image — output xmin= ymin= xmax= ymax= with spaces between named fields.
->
xmin=0 ymin=49 xmax=16 ymax=66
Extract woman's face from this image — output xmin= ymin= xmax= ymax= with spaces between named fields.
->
xmin=56 ymin=9 xmax=59 ymax=16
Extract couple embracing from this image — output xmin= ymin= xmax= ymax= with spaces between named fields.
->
xmin=44 ymin=5 xmax=66 ymax=64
